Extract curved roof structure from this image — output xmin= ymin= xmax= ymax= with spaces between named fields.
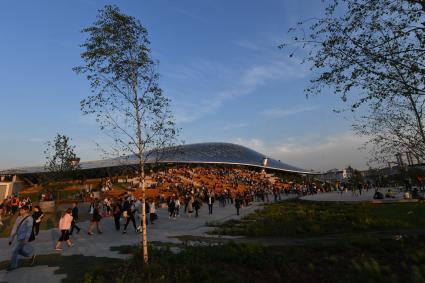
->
xmin=0 ymin=142 xmax=312 ymax=175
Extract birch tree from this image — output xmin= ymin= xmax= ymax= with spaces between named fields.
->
xmin=74 ymin=5 xmax=178 ymax=263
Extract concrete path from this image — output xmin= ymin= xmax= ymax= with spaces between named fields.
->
xmin=0 ymin=266 xmax=66 ymax=283
xmin=0 ymin=197 xmax=291 ymax=283
xmin=300 ymin=189 xmax=403 ymax=202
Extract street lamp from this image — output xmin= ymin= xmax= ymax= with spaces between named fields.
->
xmin=262 ymin=157 xmax=268 ymax=174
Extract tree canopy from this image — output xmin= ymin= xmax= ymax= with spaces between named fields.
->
xmin=282 ymin=0 xmax=425 ymax=165
xmin=44 ymin=133 xmax=80 ymax=181
xmin=74 ymin=5 xmax=178 ymax=263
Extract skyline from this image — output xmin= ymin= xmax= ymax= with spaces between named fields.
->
xmin=0 ymin=0 xmax=369 ymax=171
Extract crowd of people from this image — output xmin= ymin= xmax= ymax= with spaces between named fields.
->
xmin=0 ymin=195 xmax=33 ymax=220
xmin=3 ymin=166 xmax=312 ymax=271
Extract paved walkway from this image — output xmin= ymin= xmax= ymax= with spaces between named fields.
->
xmin=0 ymin=197 xmax=288 ymax=283
xmin=300 ymin=189 xmax=403 ymax=202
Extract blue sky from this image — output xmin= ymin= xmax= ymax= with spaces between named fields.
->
xmin=0 ymin=0 xmax=369 ymax=171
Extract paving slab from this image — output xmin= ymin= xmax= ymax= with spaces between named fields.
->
xmin=0 ymin=195 xmax=296 ymax=283
xmin=0 ymin=265 xmax=66 ymax=283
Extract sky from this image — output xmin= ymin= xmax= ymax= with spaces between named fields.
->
xmin=0 ymin=0 xmax=370 ymax=172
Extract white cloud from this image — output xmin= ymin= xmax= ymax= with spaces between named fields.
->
xmin=274 ymin=133 xmax=369 ymax=171
xmin=260 ymin=105 xmax=318 ymax=118
xmin=230 ymin=132 xmax=369 ymax=172
xmin=242 ymin=60 xmax=307 ymax=88
xmin=173 ymin=58 xmax=309 ymax=124
xmin=231 ymin=138 xmax=266 ymax=153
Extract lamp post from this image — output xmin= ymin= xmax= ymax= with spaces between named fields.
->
xmin=262 ymin=157 xmax=268 ymax=175
xmin=394 ymin=153 xmax=410 ymax=191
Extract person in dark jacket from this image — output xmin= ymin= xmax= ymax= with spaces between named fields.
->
xmin=32 ymin=206 xmax=44 ymax=236
xmin=113 ymin=200 xmax=122 ymax=231
xmin=69 ymin=202 xmax=81 ymax=235
xmin=168 ymin=198 xmax=176 ymax=219
xmin=235 ymin=195 xmax=242 ymax=216
xmin=193 ymin=198 xmax=201 ymax=217
xmin=207 ymin=194 xmax=214 ymax=214
xmin=122 ymin=199 xmax=137 ymax=234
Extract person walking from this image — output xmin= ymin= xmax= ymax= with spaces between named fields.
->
xmin=113 ymin=200 xmax=122 ymax=231
xmin=193 ymin=198 xmax=201 ymax=218
xmin=88 ymin=203 xmax=102 ymax=235
xmin=149 ymin=200 xmax=157 ymax=224
xmin=187 ymin=197 xmax=194 ymax=218
xmin=32 ymin=206 xmax=44 ymax=236
xmin=8 ymin=206 xmax=36 ymax=271
xmin=69 ymin=202 xmax=81 ymax=235
xmin=207 ymin=194 xmax=214 ymax=215
xmin=235 ymin=195 xmax=242 ymax=216
xmin=11 ymin=196 xmax=19 ymax=215
xmin=175 ymin=198 xmax=180 ymax=217
xmin=54 ymin=208 xmax=73 ymax=250
xmin=168 ymin=198 xmax=176 ymax=219
xmin=122 ymin=199 xmax=137 ymax=234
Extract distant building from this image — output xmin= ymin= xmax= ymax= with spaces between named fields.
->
xmin=0 ymin=142 xmax=317 ymax=198
xmin=319 ymin=168 xmax=344 ymax=183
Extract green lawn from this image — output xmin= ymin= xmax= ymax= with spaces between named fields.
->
xmin=84 ymin=236 xmax=425 ymax=283
xmin=211 ymin=199 xmax=425 ymax=237
xmin=2 ymin=199 xmax=425 ymax=282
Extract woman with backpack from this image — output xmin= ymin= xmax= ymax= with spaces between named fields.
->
xmin=54 ymin=208 xmax=73 ymax=251
xmin=88 ymin=203 xmax=103 ymax=235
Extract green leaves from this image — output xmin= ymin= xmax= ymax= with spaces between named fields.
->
xmin=283 ymin=0 xmax=425 ymax=164
xmin=44 ymin=133 xmax=80 ymax=182
xmin=74 ymin=5 xmax=179 ymax=165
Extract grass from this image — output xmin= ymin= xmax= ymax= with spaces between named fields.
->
xmin=82 ymin=236 xmax=425 ymax=283
xmin=211 ymin=199 xmax=425 ymax=237
xmin=2 ymin=199 xmax=425 ymax=282
xmin=2 ymin=238 xmax=424 ymax=283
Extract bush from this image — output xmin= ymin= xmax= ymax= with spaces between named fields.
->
xmin=99 ymin=236 xmax=425 ymax=283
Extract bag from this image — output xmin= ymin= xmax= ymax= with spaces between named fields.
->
xmin=122 ymin=211 xmax=128 ymax=218
xmin=28 ymin=229 xmax=35 ymax=242
xmin=95 ymin=214 xmax=102 ymax=222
